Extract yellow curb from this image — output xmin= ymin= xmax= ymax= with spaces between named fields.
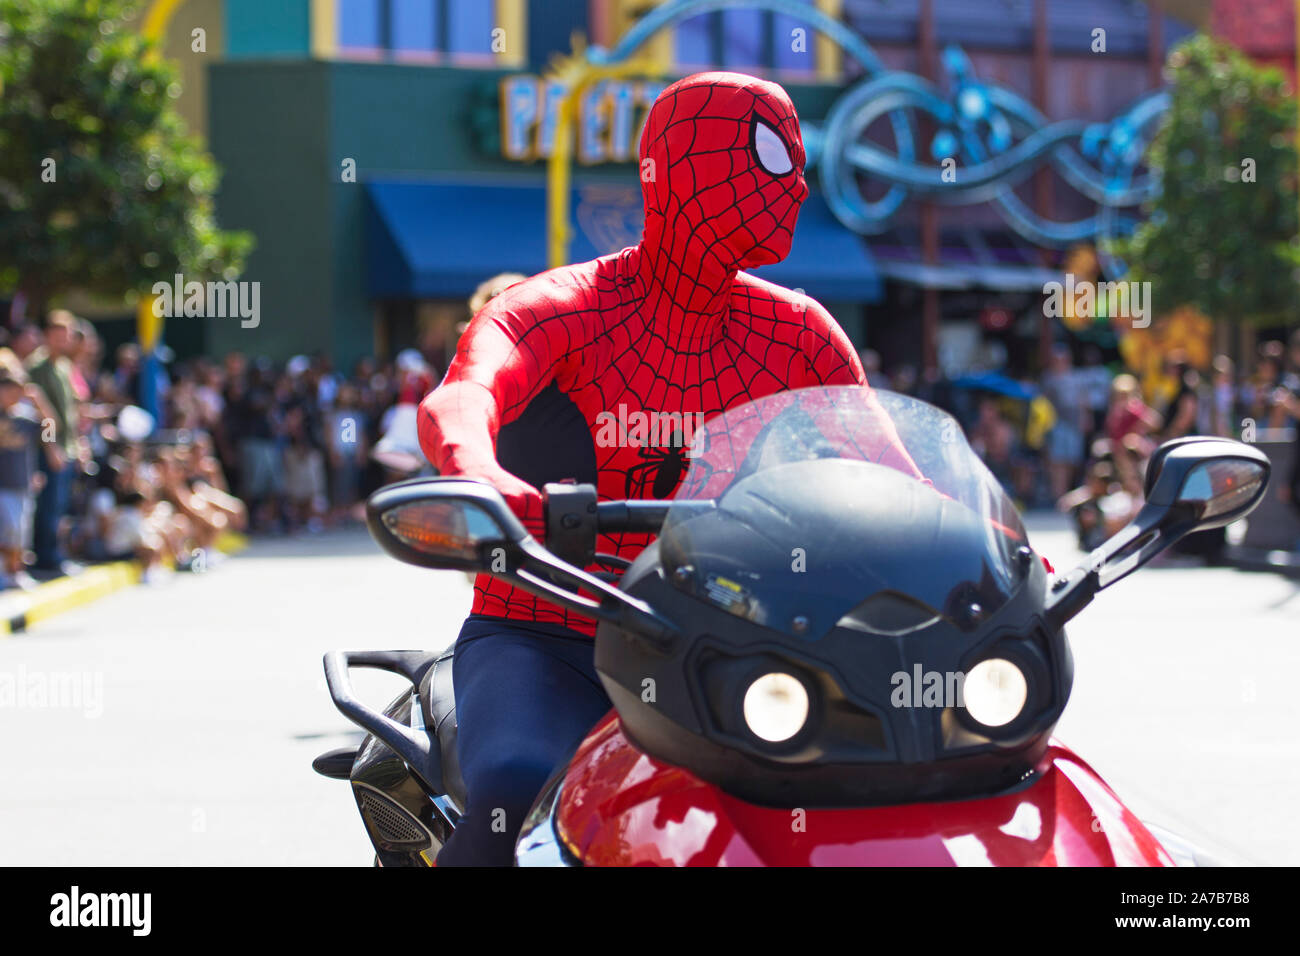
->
xmin=0 ymin=535 xmax=250 ymax=636
xmin=0 ymin=562 xmax=139 ymax=635
xmin=216 ymin=531 xmax=249 ymax=554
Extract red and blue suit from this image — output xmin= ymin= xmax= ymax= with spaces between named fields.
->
xmin=417 ymin=72 xmax=872 ymax=865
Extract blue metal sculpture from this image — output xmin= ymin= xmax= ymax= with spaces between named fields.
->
xmin=586 ymin=0 xmax=1168 ymax=275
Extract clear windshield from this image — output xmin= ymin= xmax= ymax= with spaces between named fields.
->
xmin=663 ymin=387 xmax=1030 ymax=633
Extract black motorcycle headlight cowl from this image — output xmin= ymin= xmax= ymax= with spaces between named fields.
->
xmin=599 ymin=523 xmax=1069 ymax=807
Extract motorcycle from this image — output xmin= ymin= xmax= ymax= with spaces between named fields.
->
xmin=314 ymin=386 xmax=1268 ymax=866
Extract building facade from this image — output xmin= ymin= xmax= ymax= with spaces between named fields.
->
xmin=145 ymin=0 xmax=1196 ymax=375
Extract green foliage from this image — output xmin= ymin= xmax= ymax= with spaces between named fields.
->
xmin=0 ymin=0 xmax=252 ymax=313
xmin=1109 ymin=33 xmax=1300 ymax=326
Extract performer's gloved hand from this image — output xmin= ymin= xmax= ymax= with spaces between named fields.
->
xmin=459 ymin=463 xmax=545 ymax=542
xmin=417 ymin=383 xmax=546 ymax=541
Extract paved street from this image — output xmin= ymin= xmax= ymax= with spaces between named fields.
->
xmin=1034 ymin=514 xmax=1300 ymax=866
xmin=0 ymin=529 xmax=472 ymax=866
xmin=1 ymin=516 xmax=1297 ymax=865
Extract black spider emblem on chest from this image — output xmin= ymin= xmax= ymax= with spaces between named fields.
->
xmin=623 ymin=427 xmax=711 ymax=499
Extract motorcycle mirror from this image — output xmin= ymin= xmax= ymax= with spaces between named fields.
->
xmin=366 ymin=477 xmax=527 ymax=572
xmin=366 ymin=478 xmax=680 ymax=650
xmin=1046 ymin=438 xmax=1269 ymax=629
xmin=1145 ymin=438 xmax=1270 ymax=528
xmin=1142 ymin=436 xmax=1210 ymax=500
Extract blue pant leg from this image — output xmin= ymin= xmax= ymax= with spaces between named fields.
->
xmin=33 ymin=462 xmax=70 ymax=568
xmin=436 ymin=619 xmax=612 ymax=867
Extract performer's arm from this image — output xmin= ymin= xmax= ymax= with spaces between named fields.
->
xmin=418 ymin=293 xmax=566 ymax=531
xmin=799 ymin=300 xmax=867 ymax=388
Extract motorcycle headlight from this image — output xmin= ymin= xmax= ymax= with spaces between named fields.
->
xmin=963 ymin=657 xmax=1027 ymax=728
xmin=742 ymin=672 xmax=810 ymax=742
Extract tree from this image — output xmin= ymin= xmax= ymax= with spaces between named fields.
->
xmin=0 ymin=0 xmax=251 ymax=318
xmin=1109 ymin=33 xmax=1300 ymax=353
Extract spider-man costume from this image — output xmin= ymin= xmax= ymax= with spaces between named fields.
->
xmin=419 ymin=72 xmax=873 ymax=866
xmin=420 ymin=71 xmax=871 ymax=635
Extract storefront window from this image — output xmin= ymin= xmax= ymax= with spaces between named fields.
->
xmin=448 ymin=1 xmax=494 ymax=60
xmin=338 ymin=0 xmax=496 ymax=63
xmin=673 ymin=2 xmax=818 ymax=77
xmin=723 ymin=10 xmax=764 ymax=70
xmin=339 ymin=0 xmax=383 ymax=57
xmin=392 ymin=0 xmax=437 ymax=58
xmin=675 ymin=13 xmax=712 ymax=68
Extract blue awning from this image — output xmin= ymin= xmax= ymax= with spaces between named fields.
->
xmin=364 ymin=177 xmax=882 ymax=303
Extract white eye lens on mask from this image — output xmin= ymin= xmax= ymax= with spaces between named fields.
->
xmin=754 ymin=121 xmax=794 ymax=175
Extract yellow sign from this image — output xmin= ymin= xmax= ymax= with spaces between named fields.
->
xmin=1118 ymin=304 xmax=1213 ymax=403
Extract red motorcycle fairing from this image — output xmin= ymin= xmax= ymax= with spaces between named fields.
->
xmin=554 ymin=714 xmax=1174 ymax=867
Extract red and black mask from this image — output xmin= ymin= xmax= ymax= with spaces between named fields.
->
xmin=639 ymin=72 xmax=809 ymax=272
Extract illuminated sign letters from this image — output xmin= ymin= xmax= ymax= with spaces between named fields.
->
xmin=500 ymin=75 xmax=667 ymax=163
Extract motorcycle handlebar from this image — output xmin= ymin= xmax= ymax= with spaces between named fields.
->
xmin=542 ymin=483 xmax=714 ymax=566
xmin=593 ymin=500 xmax=674 ymax=534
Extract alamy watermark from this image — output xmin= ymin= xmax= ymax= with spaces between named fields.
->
xmin=50 ymin=886 xmax=150 ymax=936
xmin=1043 ymin=273 xmax=1151 ymax=329
xmin=151 ymin=273 xmax=260 ymax=328
xmin=891 ymin=664 xmax=964 ymax=708
xmin=0 ymin=665 xmax=103 ymax=718
xmin=594 ymin=403 xmax=704 ymax=454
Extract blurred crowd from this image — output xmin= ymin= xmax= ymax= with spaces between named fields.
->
xmin=201 ymin=347 xmax=437 ymax=533
xmin=0 ymin=274 xmax=539 ymax=593
xmin=863 ymin=330 xmax=1300 ymax=552
xmin=0 ymin=312 xmax=249 ymax=590
xmin=0 ymin=309 xmax=444 ymax=592
xmin=3 ymin=286 xmax=1298 ymax=594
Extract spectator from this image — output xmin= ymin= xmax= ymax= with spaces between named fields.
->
xmin=1209 ymin=355 xmax=1236 ymax=437
xmin=68 ymin=319 xmax=98 ymax=402
xmin=969 ymin=397 xmax=1017 ymax=495
xmin=1077 ymin=346 xmax=1112 ymax=444
xmin=1159 ymin=355 xmax=1200 ymax=441
xmin=1104 ymin=373 xmax=1161 ymax=494
xmin=1271 ymin=336 xmax=1300 ymax=515
xmin=155 ymin=447 xmax=225 ymax=555
xmin=112 ymin=343 xmax=142 ymax=406
xmin=228 ymin=361 xmax=284 ymax=532
xmin=1041 ymin=344 xmax=1089 ymax=500
xmin=193 ymin=361 xmax=224 ymax=432
xmin=8 ymin=322 xmax=42 ymax=363
xmin=468 ymin=272 xmax=527 ymax=318
xmin=0 ymin=361 xmax=61 ymax=590
xmin=25 ymin=310 xmax=84 ymax=575
xmin=83 ymin=481 xmax=168 ymax=581
xmin=282 ymin=407 xmax=327 ymax=532
xmin=1058 ymin=460 xmax=1141 ymax=552
xmin=313 ymin=353 xmax=341 ymax=410
xmin=327 ymin=385 xmax=368 ymax=522
xmin=182 ymin=437 xmax=247 ymax=534
xmin=84 ymin=456 xmax=189 ymax=584
xmin=1244 ymin=340 xmax=1283 ymax=427
xmin=371 ymin=351 xmax=431 ymax=479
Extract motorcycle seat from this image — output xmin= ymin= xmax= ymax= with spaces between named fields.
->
xmin=423 ymin=643 xmax=468 ymax=813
